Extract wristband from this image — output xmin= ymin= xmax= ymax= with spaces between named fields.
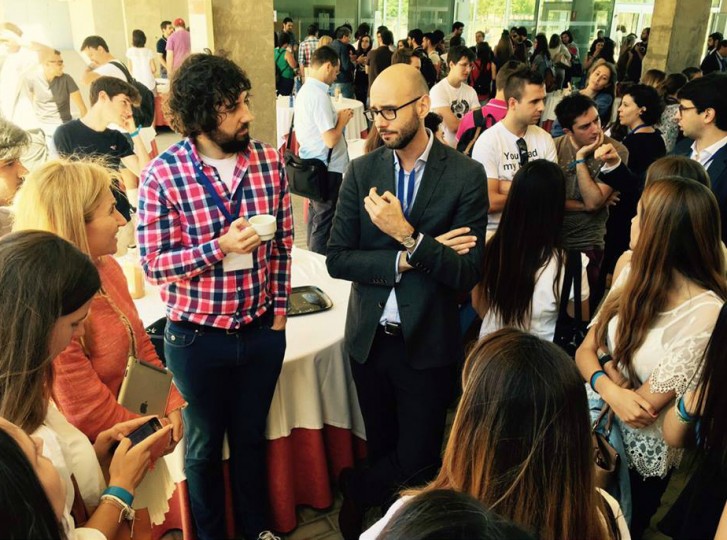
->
xmin=597 ymin=352 xmax=613 ymax=368
xmin=129 ymin=125 xmax=142 ymax=138
xmin=590 ymin=370 xmax=606 ymax=392
xmin=574 ymin=158 xmax=586 ymax=166
xmin=676 ymin=396 xmax=696 ymax=424
xmin=103 ymin=485 xmax=134 ymax=506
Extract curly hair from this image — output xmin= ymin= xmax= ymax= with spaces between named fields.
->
xmin=167 ymin=53 xmax=252 ymax=137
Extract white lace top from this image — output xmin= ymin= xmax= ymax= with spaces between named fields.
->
xmin=598 ymin=265 xmax=723 ymax=478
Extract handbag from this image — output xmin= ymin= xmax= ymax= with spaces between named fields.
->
xmin=592 ymin=403 xmax=620 ymax=490
xmin=283 ymin=113 xmax=333 ymax=203
xmin=553 ymin=251 xmax=589 ymax=357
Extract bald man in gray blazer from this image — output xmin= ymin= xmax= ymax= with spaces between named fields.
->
xmin=327 ymin=64 xmax=488 ymax=539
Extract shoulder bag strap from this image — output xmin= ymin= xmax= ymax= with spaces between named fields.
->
xmin=286 ymin=113 xmax=295 ymax=153
xmin=557 ymin=251 xmax=574 ymax=319
xmin=109 ymin=60 xmax=134 ymax=84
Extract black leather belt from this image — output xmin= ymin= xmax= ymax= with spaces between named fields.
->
xmin=380 ymin=321 xmax=402 ymax=336
xmin=172 ymin=310 xmax=272 ymax=334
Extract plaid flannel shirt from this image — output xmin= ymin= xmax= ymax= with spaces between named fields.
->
xmin=298 ymin=36 xmax=319 ymax=68
xmin=137 ymin=137 xmax=293 ymax=330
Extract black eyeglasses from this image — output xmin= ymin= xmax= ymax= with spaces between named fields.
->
xmin=516 ymin=137 xmax=529 ymax=166
xmin=678 ymin=105 xmax=697 ymax=114
xmin=364 ymin=96 xmax=423 ymax=122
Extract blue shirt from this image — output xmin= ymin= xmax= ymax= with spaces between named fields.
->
xmin=294 ymin=78 xmax=349 ymax=174
xmin=380 ymin=130 xmax=435 ymax=325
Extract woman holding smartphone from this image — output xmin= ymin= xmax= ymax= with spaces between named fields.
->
xmin=0 ymin=231 xmax=172 ymax=539
xmin=13 ymin=159 xmax=185 ymax=525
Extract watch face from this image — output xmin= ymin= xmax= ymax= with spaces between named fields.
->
xmin=402 ymin=236 xmax=416 ymax=248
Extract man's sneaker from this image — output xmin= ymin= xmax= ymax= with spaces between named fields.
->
xmin=257 ymin=532 xmax=280 ymax=540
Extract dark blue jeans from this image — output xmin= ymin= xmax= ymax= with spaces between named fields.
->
xmin=165 ymin=314 xmax=285 ymax=540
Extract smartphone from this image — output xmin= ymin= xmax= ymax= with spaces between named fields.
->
xmin=110 ymin=417 xmax=163 ymax=452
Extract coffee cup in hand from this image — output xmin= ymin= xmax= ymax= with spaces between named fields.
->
xmin=249 ymin=214 xmax=276 ymax=241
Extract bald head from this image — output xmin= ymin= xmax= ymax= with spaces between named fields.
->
xmin=371 ymin=64 xmax=429 ymax=105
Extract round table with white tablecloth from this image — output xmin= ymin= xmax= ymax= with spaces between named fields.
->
xmin=275 ymin=94 xmax=368 ymax=149
xmin=134 ymin=247 xmax=365 ymax=534
xmin=540 ymin=89 xmax=566 ymax=132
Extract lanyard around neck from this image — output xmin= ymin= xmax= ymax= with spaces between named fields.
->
xmin=193 ymin=158 xmax=241 ymax=224
xmin=397 ymin=166 xmax=416 ymax=217
xmin=626 ymin=123 xmax=649 ymax=138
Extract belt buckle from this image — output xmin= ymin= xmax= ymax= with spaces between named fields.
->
xmin=383 ymin=322 xmax=401 ymax=336
xmin=225 ymin=326 xmax=240 ymax=335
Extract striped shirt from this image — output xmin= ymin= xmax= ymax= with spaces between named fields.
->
xmin=137 ymin=138 xmax=293 ymax=330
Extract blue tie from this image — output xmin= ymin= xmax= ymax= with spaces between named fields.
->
xmin=397 ymin=167 xmax=416 ymax=217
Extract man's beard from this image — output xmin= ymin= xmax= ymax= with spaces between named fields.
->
xmin=379 ymin=116 xmax=420 ymax=150
xmin=209 ymin=123 xmax=250 ymax=154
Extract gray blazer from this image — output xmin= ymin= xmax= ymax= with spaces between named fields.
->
xmin=327 ymin=138 xmax=488 ymax=369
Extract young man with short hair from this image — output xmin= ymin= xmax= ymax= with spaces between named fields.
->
xmin=331 ymin=26 xmax=355 ymax=98
xmin=156 ymin=20 xmax=174 ymax=78
xmin=455 ymin=59 xmax=520 ymax=142
xmin=54 ymin=76 xmax=149 ymax=220
xmin=25 ymin=49 xmax=86 ymax=153
xmin=553 ymin=93 xmax=627 ymax=307
xmin=674 ymin=73 xmax=727 ymax=238
xmin=701 ymin=39 xmax=727 ymax=75
xmin=444 ymin=21 xmax=465 ymax=52
xmin=166 ymin=18 xmax=191 ymax=76
xmin=0 ymin=119 xmax=29 ymax=236
xmin=429 ymin=45 xmax=480 ymax=147
xmin=471 ymin=67 xmax=556 ymax=230
xmin=137 ymin=53 xmax=293 ymax=540
xmin=368 ymin=30 xmax=394 ymax=90
xmin=298 ymin=24 xmax=319 ymax=78
xmin=295 ymin=46 xmax=354 ymax=253
xmin=80 ymin=35 xmax=126 ymax=84
xmin=281 ymin=16 xmax=298 ymax=54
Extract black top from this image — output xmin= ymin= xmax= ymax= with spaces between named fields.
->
xmin=600 ymin=130 xmax=666 ymax=274
xmin=53 ymin=119 xmax=135 ymax=220
xmin=156 ymin=37 xmax=167 ymax=60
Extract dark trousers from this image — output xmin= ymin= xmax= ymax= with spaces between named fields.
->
xmin=308 ymin=171 xmax=342 ymax=255
xmin=164 ymin=314 xmax=285 ymax=540
xmin=582 ymin=246 xmax=604 ymax=314
xmin=349 ymin=326 xmax=455 ymax=509
xmin=629 ymin=468 xmax=672 ymax=540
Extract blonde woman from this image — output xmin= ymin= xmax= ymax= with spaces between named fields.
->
xmin=13 ymin=158 xmax=185 ymax=526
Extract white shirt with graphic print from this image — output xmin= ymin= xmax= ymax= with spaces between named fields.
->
xmin=429 ymin=78 xmax=480 ymax=147
xmin=471 ymin=121 xmax=557 ymax=230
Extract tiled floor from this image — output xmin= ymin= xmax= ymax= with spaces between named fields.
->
xmin=154 ymin=128 xmax=686 ymax=540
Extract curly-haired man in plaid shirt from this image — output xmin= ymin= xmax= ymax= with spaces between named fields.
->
xmin=137 ymin=54 xmax=293 ymax=540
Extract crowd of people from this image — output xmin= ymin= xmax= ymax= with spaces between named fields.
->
xmin=2 ymin=11 xmax=727 ymax=540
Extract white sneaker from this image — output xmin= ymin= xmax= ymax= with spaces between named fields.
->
xmin=257 ymin=532 xmax=280 ymax=540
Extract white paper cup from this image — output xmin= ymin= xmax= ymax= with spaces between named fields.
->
xmin=249 ymin=214 xmax=276 ymax=241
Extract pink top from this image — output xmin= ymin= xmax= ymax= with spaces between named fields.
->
xmin=455 ymin=98 xmax=508 ymax=142
xmin=52 ymin=256 xmax=185 ymax=442
xmin=166 ymin=29 xmax=191 ymax=70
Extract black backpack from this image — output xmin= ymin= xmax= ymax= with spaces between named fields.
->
xmin=110 ymin=60 xmax=155 ymax=127
xmin=456 ymin=109 xmax=496 ymax=157
xmin=415 ymin=48 xmax=437 ymax=88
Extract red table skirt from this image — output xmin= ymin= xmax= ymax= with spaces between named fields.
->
xmin=152 ymin=425 xmax=367 ymax=539
xmin=155 ymin=94 xmax=170 ymax=128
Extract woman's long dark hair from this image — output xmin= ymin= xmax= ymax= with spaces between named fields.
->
xmin=533 ymin=33 xmax=550 ymax=60
xmin=419 ymin=329 xmax=620 ymax=540
xmin=692 ymin=303 xmax=727 ymax=471
xmin=0 ymin=428 xmax=65 ymax=540
xmin=477 ymin=160 xmax=566 ymax=328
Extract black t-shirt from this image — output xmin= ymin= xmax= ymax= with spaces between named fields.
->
xmin=156 ymin=37 xmax=167 ymax=60
xmin=53 ymin=119 xmax=135 ymax=220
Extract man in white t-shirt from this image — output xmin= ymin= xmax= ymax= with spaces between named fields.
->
xmin=472 ymin=67 xmax=556 ymax=230
xmin=80 ymin=35 xmax=127 ymax=85
xmin=429 ymin=45 xmax=480 ymax=147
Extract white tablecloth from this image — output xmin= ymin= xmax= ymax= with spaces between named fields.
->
xmin=133 ymin=247 xmax=362 ymax=441
xmin=347 ymin=138 xmax=367 ymax=161
xmin=276 ymin=95 xmax=367 ymax=149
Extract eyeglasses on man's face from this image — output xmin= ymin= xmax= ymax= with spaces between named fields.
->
xmin=364 ymin=95 xmax=423 ymax=122
xmin=678 ymin=105 xmax=697 ymax=114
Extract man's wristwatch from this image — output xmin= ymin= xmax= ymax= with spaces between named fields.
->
xmin=400 ymin=232 xmax=418 ymax=251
